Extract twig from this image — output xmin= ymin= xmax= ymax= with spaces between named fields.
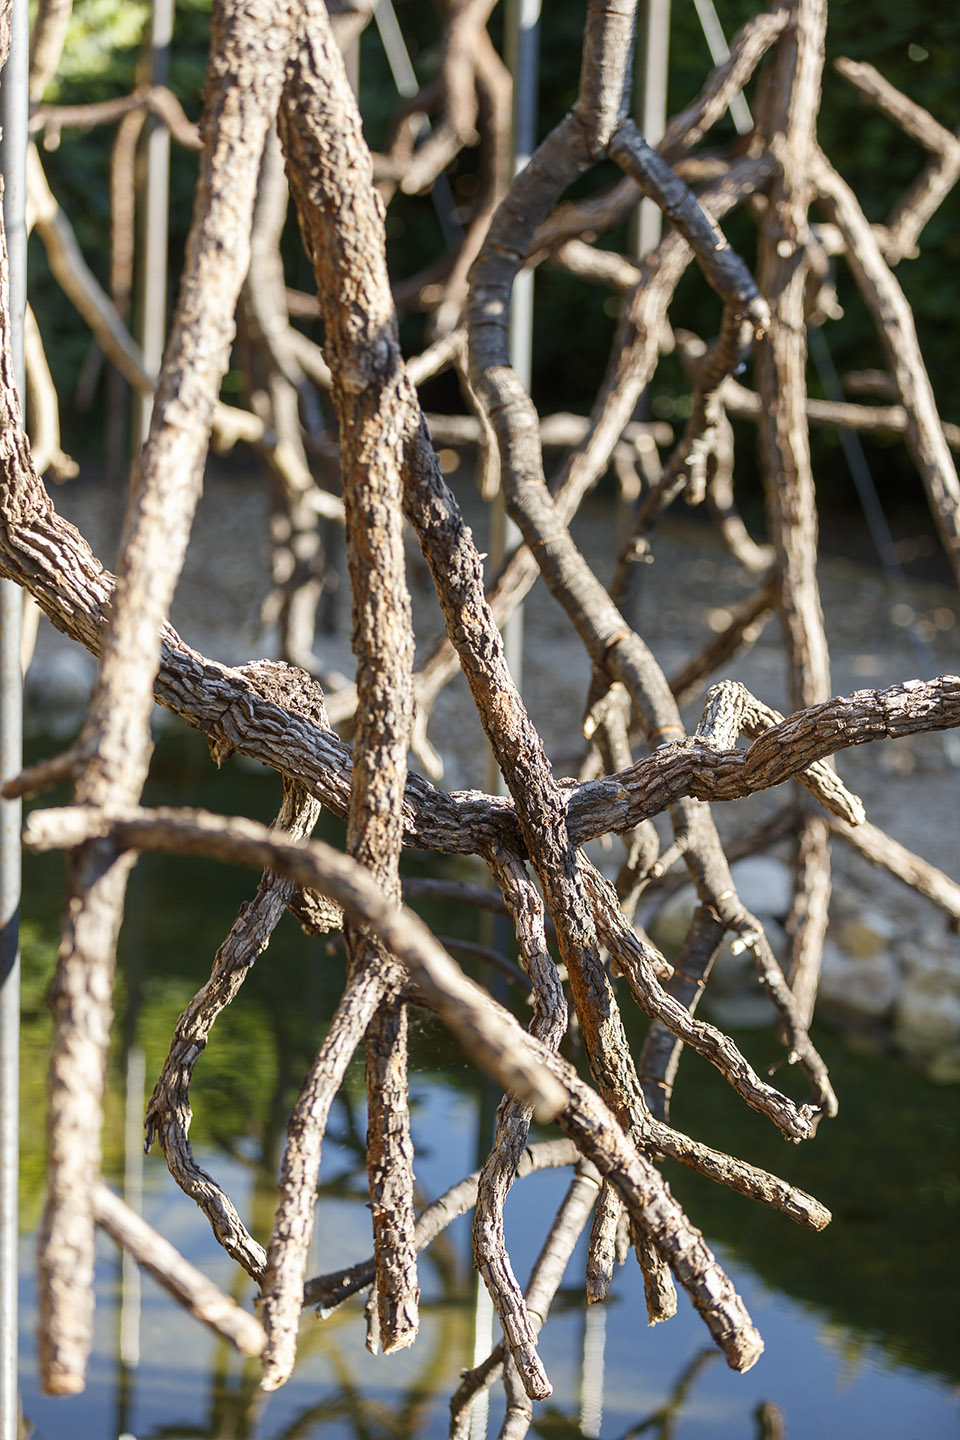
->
xmin=33 ymin=0 xmax=299 ymax=1393
xmin=303 ymin=1139 xmax=581 ymax=1313
xmin=145 ymin=670 xmax=329 ymax=1278
xmin=814 ymin=148 xmax=960 ymax=582
xmin=828 ymin=816 xmax=960 ymax=926
xmin=450 ymin=1162 xmax=601 ymax=1439
xmin=92 ymin=1184 xmax=266 ymax=1356
xmin=472 ymin=844 xmax=568 ymax=1401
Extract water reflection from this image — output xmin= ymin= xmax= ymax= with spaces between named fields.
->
xmin=16 ymin=729 xmax=960 ymax=1439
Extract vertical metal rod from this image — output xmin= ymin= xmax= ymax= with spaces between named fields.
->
xmin=621 ymin=0 xmax=670 ymax=541
xmin=691 ymin=0 xmax=752 ymax=133
xmin=373 ymin=0 xmax=462 ymax=247
xmin=133 ymin=0 xmax=174 ymax=451
xmin=632 ymin=0 xmax=671 ymax=259
xmin=0 ymin=1 xmax=29 ymax=1434
xmin=489 ymin=0 xmax=540 ymax=720
xmin=472 ymin=15 xmax=542 ymax=1440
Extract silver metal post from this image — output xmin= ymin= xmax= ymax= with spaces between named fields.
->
xmin=471 ymin=15 xmax=541 ymax=1440
xmin=1 ymin=1 xmax=29 ymax=1434
xmin=633 ymin=0 xmax=671 ymax=258
xmin=692 ymin=0 xmax=752 ymax=134
xmin=490 ymin=0 xmax=540 ymax=709
xmin=133 ymin=0 xmax=174 ymax=451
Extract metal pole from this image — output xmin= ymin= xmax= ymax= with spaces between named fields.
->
xmin=490 ymin=0 xmax=540 ymax=707
xmin=133 ymin=0 xmax=174 ymax=452
xmin=373 ymin=0 xmax=462 ymax=247
xmin=1 ymin=1 xmax=29 ymax=1434
xmin=632 ymin=0 xmax=671 ymax=259
xmin=471 ymin=14 xmax=541 ymax=1440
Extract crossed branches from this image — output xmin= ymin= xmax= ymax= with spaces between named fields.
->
xmin=1 ymin=0 xmax=958 ymax=1432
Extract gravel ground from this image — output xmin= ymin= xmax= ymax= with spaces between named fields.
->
xmin=29 ymin=462 xmax=960 ymax=962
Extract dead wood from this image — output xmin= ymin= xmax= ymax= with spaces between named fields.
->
xmin=1 ymin=0 xmax=958 ymax=1423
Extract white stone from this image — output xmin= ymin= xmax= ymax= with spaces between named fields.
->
xmin=818 ymin=939 xmax=899 ymax=1021
xmin=899 ymin=932 xmax=960 ymax=990
xmin=898 ymin=941 xmax=960 ymax=994
xmin=729 ymin=856 xmax=794 ymax=920
xmin=704 ymin=991 xmax=779 ymax=1029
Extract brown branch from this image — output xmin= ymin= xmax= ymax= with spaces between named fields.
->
xmin=303 ymin=1139 xmax=581 ymax=1318
xmin=23 ymin=303 xmax=78 ymax=480
xmin=144 ymin=668 xmax=330 ymax=1279
xmin=834 ymin=57 xmax=960 ymax=157
xmin=22 ymin=799 xmax=786 ymax=1372
xmin=609 ymin=121 xmax=769 ymax=335
xmin=26 ymin=140 xmax=267 ymax=450
xmin=28 ymin=0 xmax=72 ymax=103
xmin=33 ymin=0 xmax=299 ymax=1394
xmin=450 ymin=1162 xmax=601 ymax=1436
xmin=668 ymin=573 xmax=778 ymax=709
xmin=722 ymin=376 xmax=960 ymax=452
xmin=828 ymin=815 xmax=960 ymax=926
xmin=814 ymin=148 xmax=960 ymax=582
xmin=92 ymin=1184 xmax=266 ymax=1356
xmin=472 ymin=843 xmax=568 ymax=1401
xmin=31 ymin=85 xmax=202 ymax=150
xmin=582 ymin=860 xmax=821 ymax=1137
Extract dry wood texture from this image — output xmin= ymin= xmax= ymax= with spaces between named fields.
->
xmin=1 ymin=0 xmax=958 ymax=1426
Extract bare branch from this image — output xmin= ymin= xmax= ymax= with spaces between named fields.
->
xmin=92 ymin=1185 xmax=266 ymax=1356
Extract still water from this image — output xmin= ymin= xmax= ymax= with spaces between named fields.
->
xmin=15 ymin=726 xmax=960 ymax=1438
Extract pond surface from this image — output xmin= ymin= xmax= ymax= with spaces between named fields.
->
xmin=15 ymin=726 xmax=960 ymax=1439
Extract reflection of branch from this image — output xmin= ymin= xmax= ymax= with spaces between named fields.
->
xmin=611 ymin=1347 xmax=719 ymax=1440
xmin=24 ymin=803 xmax=765 ymax=1371
xmin=304 ymin=1139 xmax=580 ymax=1312
xmin=145 ymin=667 xmax=332 ymax=1281
xmin=473 ymin=843 xmax=569 ymax=1402
xmin=93 ymin=1184 xmax=265 ymax=1356
xmin=450 ymin=1163 xmax=603 ymax=1435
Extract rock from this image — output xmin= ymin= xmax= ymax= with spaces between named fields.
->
xmin=818 ymin=939 xmax=899 ymax=1021
xmin=729 ymin=856 xmax=794 ymax=920
xmin=835 ymin=910 xmax=898 ymax=959
xmin=926 ymin=1047 xmax=960 ymax=1085
xmin=898 ymin=931 xmax=960 ymax=991
xmin=649 ymin=858 xmax=794 ymax=960
xmin=893 ymin=985 xmax=960 ymax=1061
xmin=703 ymin=991 xmax=779 ymax=1029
